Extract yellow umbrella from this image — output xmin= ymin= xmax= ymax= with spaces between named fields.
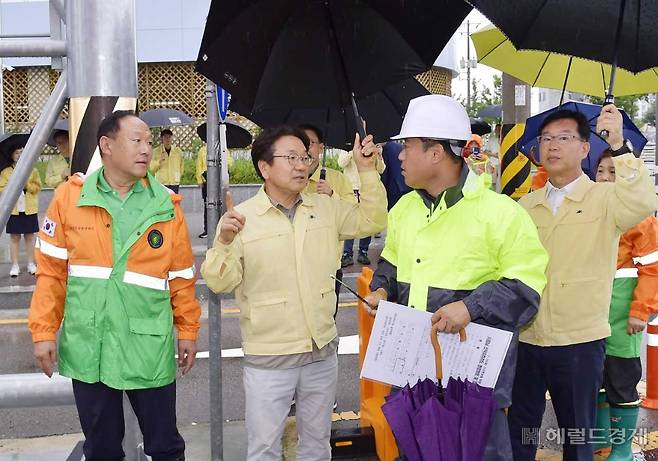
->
xmin=471 ymin=25 xmax=658 ymax=98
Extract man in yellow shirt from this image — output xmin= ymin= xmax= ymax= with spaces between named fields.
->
xmin=150 ymin=129 xmax=184 ymax=193
xmin=202 ymin=126 xmax=386 ymax=461
xmin=45 ymin=130 xmax=71 ymax=188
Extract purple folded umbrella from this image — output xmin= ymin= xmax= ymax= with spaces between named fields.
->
xmin=382 ymin=385 xmax=423 ymax=461
xmin=414 ymin=393 xmax=462 ymax=461
xmin=461 ymin=380 xmax=496 ymax=461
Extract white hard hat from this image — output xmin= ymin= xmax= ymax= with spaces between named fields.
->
xmin=392 ymin=95 xmax=471 ymax=143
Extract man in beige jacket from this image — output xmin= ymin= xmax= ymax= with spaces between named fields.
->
xmin=201 ymin=126 xmax=387 ymax=461
xmin=510 ymin=105 xmax=658 ymax=461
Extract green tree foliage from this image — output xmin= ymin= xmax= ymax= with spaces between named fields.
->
xmin=460 ymin=75 xmax=502 ymax=119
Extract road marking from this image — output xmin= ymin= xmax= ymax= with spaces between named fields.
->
xmin=0 ymin=318 xmax=28 ymax=325
xmin=180 ymin=334 xmax=361 ymax=360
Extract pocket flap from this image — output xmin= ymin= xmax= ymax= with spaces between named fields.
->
xmin=128 ymin=317 xmax=172 ymax=336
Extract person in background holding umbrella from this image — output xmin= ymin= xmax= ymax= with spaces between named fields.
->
xmin=201 ymin=126 xmax=387 ymax=461
xmin=483 ymin=123 xmax=502 ymax=192
xmin=338 ymin=142 xmax=385 ymax=266
xmin=45 ymin=130 xmax=70 ymax=188
xmin=150 ymin=128 xmax=184 ymax=193
xmin=364 ymin=95 xmax=548 ymax=460
xmin=300 ymin=124 xmax=354 ymax=202
xmin=300 ymin=124 xmax=355 ymax=312
xmin=511 ymin=106 xmax=658 ymax=461
xmin=0 ymin=140 xmax=42 ymax=277
xmin=196 ymin=141 xmax=235 ymax=239
xmin=592 ymin=150 xmax=658 ymax=460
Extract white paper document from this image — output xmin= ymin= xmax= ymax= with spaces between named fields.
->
xmin=360 ymin=300 xmax=513 ymax=389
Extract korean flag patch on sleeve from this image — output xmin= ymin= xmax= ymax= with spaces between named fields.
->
xmin=42 ymin=217 xmax=56 ymax=237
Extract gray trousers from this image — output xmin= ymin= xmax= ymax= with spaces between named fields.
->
xmin=244 ymin=354 xmax=338 ymax=461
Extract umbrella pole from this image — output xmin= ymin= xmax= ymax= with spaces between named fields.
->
xmin=559 ymin=56 xmax=573 ymax=106
xmin=323 ymin=3 xmax=368 ymax=147
xmin=604 ymin=0 xmax=627 ymax=105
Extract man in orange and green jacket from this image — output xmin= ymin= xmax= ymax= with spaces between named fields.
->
xmin=28 ymin=111 xmax=200 ymax=461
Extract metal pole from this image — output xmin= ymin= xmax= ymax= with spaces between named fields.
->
xmin=206 ymin=79 xmax=223 ymax=461
xmin=0 ymin=40 xmax=66 ymax=57
xmin=500 ymin=73 xmax=532 ymax=199
xmin=0 ymin=373 xmax=74 ymax=409
xmin=50 ymin=0 xmax=66 ymax=24
xmin=0 ymin=70 xmax=66 ymax=233
xmin=67 ymin=0 xmax=138 ymax=174
xmin=466 ymin=20 xmax=471 ymax=111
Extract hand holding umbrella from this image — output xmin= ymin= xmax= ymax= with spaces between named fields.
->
xmin=352 ymin=132 xmax=379 ymax=171
xmin=595 ymin=104 xmax=625 ymax=151
xmin=431 ymin=301 xmax=472 ymax=334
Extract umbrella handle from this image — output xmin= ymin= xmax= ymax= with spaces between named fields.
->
xmin=430 ymin=323 xmax=467 ymax=382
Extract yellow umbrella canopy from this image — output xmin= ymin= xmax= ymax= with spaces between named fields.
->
xmin=471 ymin=25 xmax=658 ymax=98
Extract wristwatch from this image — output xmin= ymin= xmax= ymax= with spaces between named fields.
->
xmin=609 ymin=139 xmax=633 ymax=157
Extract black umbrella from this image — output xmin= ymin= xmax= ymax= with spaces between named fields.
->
xmin=139 ymin=109 xmax=194 ymax=127
xmin=477 ymin=104 xmax=502 ymax=119
xmin=196 ymin=121 xmax=253 ymax=149
xmin=251 ymin=78 xmax=430 ymax=149
xmin=196 ymin=0 xmax=471 ymax=139
xmin=468 ymin=0 xmax=658 ymax=103
xmin=0 ymin=133 xmax=30 ymax=172
xmin=470 ymin=118 xmax=492 ymax=136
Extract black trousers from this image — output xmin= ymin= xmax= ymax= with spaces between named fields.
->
xmin=603 ymin=355 xmax=643 ymax=406
xmin=508 ymin=340 xmax=605 ymax=461
xmin=72 ymin=380 xmax=185 ymax=461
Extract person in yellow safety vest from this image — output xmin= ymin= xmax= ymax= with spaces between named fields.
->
xmin=28 ymin=111 xmax=200 ymax=461
xmin=150 ymin=128 xmax=184 ymax=193
xmin=45 ymin=130 xmax=71 ymax=188
xmin=592 ymin=150 xmax=658 ymax=460
xmin=0 ymin=140 xmax=42 ymax=277
xmin=300 ymin=123 xmax=356 ymax=328
xmin=363 ymin=95 xmax=549 ymax=461
xmin=195 ymin=142 xmax=235 ymax=238
xmin=202 ymin=126 xmax=387 ymax=460
xmin=338 ymin=140 xmax=385 ymax=266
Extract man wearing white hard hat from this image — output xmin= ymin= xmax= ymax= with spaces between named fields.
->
xmin=364 ymin=95 xmax=549 ymax=459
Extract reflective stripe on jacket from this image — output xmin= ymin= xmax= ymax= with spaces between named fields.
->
xmin=28 ymin=170 xmax=201 ymax=390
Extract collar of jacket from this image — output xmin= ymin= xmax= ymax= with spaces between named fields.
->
xmin=77 ymin=167 xmax=175 ymax=214
xmin=416 ymin=161 xmax=484 ymax=211
xmin=252 ymin=185 xmax=314 ymax=216
xmin=525 ymin=174 xmax=593 ymax=210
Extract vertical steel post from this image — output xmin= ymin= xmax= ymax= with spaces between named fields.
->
xmin=206 ymin=79 xmax=223 ymax=461
xmin=66 ymin=0 xmax=138 ymax=174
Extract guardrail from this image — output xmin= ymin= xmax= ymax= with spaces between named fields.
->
xmin=1 ymin=373 xmax=146 ymax=461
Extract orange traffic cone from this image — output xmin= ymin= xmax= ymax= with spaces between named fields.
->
xmin=642 ymin=318 xmax=658 ymax=409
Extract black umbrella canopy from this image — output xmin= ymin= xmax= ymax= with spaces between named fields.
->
xmin=0 ymin=133 xmax=30 ymax=171
xmin=251 ymin=78 xmax=430 ymax=149
xmin=139 ymin=109 xmax=194 ymax=127
xmin=470 ymin=118 xmax=492 ymax=136
xmin=468 ymin=0 xmax=658 ymax=74
xmin=196 ymin=0 xmax=471 ymax=117
xmin=477 ymin=104 xmax=501 ymax=119
xmin=197 ymin=120 xmax=253 ymax=149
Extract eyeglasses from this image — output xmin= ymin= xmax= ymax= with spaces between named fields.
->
xmin=272 ymin=154 xmax=314 ymax=166
xmin=537 ymin=134 xmax=585 ymax=145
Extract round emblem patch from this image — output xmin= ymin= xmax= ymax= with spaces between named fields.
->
xmin=148 ymin=230 xmax=163 ymax=249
